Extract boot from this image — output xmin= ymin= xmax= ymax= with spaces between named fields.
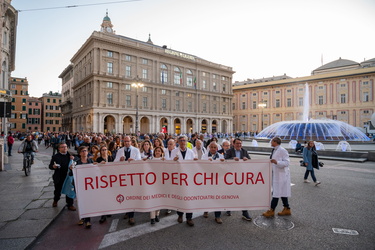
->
xmin=262 ymin=208 xmax=275 ymax=218
xmin=278 ymin=207 xmax=291 ymax=216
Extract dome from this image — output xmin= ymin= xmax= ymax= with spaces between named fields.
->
xmin=313 ymin=57 xmax=359 ymax=72
xmin=103 ymin=15 xmax=111 ymax=21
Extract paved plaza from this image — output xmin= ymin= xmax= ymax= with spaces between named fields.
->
xmin=0 ymin=140 xmax=374 ymax=249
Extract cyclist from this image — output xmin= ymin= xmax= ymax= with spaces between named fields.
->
xmin=18 ymin=134 xmax=39 ymax=166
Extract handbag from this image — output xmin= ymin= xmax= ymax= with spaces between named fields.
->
xmin=61 ymin=160 xmax=76 ymax=199
xmin=299 ymin=160 xmax=305 ymax=167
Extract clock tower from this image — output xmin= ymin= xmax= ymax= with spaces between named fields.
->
xmin=100 ymin=11 xmax=114 ymax=34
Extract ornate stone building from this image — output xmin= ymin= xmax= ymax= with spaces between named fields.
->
xmin=233 ymin=58 xmax=375 ymax=133
xmin=0 ymin=0 xmax=17 ymax=133
xmin=63 ymin=13 xmax=234 ymax=134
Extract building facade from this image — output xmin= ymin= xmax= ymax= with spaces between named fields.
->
xmin=39 ymin=92 xmax=62 ymax=132
xmin=0 ymin=0 xmax=17 ymax=133
xmin=63 ymin=13 xmax=234 ymax=134
xmin=233 ymin=58 xmax=375 ymax=133
xmin=59 ymin=64 xmax=73 ymax=132
xmin=9 ymin=77 xmax=28 ymax=132
xmin=26 ymin=97 xmax=42 ymax=132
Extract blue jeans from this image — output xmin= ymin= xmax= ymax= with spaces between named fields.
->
xmin=304 ymin=169 xmax=317 ymax=182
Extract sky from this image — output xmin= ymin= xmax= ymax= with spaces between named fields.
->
xmin=11 ymin=0 xmax=375 ymax=97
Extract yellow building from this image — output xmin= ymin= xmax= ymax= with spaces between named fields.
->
xmin=39 ymin=92 xmax=62 ymax=132
xmin=9 ymin=77 xmax=29 ymax=132
xmin=233 ymin=58 xmax=375 ymax=134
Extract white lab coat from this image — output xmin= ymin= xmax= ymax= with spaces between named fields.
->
xmin=192 ymin=146 xmax=207 ymax=159
xmin=201 ymin=151 xmax=224 ymax=160
xmin=170 ymin=147 xmax=195 ymax=160
xmin=114 ymin=146 xmax=141 ymax=162
xmin=164 ymin=147 xmax=175 ymax=160
xmin=270 ymin=145 xmax=291 ymax=198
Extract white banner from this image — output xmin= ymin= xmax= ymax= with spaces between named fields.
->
xmin=73 ymin=160 xmax=272 ymax=218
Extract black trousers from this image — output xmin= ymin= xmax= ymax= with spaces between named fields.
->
xmin=54 ymin=180 xmax=74 ymax=206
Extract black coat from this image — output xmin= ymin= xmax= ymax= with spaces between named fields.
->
xmin=49 ymin=153 xmax=71 ymax=184
xmin=224 ymin=148 xmax=251 ymax=160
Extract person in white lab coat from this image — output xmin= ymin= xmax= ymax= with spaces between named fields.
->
xmin=262 ymin=137 xmax=291 ymax=218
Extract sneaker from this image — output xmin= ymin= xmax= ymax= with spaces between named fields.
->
xmin=242 ymin=211 xmax=252 ymax=221
xmin=315 ymin=181 xmax=321 ymax=186
xmin=177 ymin=215 xmax=183 ymax=223
xmin=52 ymin=201 xmax=58 ymax=207
xmin=215 ymin=217 xmax=223 ymax=224
xmin=203 ymin=212 xmax=209 ymax=218
xmin=155 ymin=216 xmax=160 ymax=222
xmin=262 ymin=209 xmax=275 ymax=218
xmin=150 ymin=219 xmax=155 ymax=225
xmin=67 ymin=205 xmax=76 ymax=211
xmin=304 ymin=179 xmax=310 ymax=183
xmin=99 ymin=216 xmax=107 ymax=224
xmin=277 ymin=207 xmax=291 ymax=216
xmin=226 ymin=211 xmax=232 ymax=216
xmin=85 ymin=221 xmax=91 ymax=229
xmin=166 ymin=210 xmax=172 ymax=215
xmin=186 ymin=219 xmax=194 ymax=226
xmin=78 ymin=219 xmax=84 ymax=226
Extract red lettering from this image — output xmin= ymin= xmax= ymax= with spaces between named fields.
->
xmin=145 ymin=172 xmax=156 ymax=185
xmin=119 ymin=174 xmax=127 ymax=186
xmin=180 ymin=173 xmax=188 ymax=186
xmin=100 ymin=175 xmax=108 ymax=188
xmin=137 ymin=173 xmax=144 ymax=185
xmin=234 ymin=172 xmax=244 ymax=185
xmin=247 ymin=172 xmax=254 ymax=184
xmin=109 ymin=175 xmax=118 ymax=187
xmin=224 ymin=172 xmax=233 ymax=185
xmin=95 ymin=176 xmax=99 ymax=189
xmin=255 ymin=172 xmax=265 ymax=184
xmin=162 ymin=172 xmax=169 ymax=184
xmin=204 ymin=172 xmax=214 ymax=185
xmin=171 ymin=173 xmax=178 ymax=185
xmin=85 ymin=177 xmax=94 ymax=190
xmin=128 ymin=173 xmax=135 ymax=185
xmin=194 ymin=173 xmax=202 ymax=185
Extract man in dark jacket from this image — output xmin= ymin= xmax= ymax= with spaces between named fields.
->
xmin=48 ymin=143 xmax=76 ymax=211
xmin=224 ymin=138 xmax=252 ymax=221
xmin=224 ymin=138 xmax=250 ymax=161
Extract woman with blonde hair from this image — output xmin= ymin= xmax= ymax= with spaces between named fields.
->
xmin=140 ymin=139 xmax=153 ymax=160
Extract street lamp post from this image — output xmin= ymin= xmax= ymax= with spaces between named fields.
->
xmin=131 ymin=77 xmax=144 ymax=135
xmin=258 ymin=102 xmax=266 ymax=131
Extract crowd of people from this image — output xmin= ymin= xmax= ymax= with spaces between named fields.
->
xmin=9 ymin=130 xmax=324 ymax=229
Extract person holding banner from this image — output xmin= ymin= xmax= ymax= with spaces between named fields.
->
xmin=49 ymin=143 xmax=75 ymax=211
xmin=114 ymin=136 xmax=141 ymax=225
xmin=262 ymin=137 xmax=291 ymax=218
xmin=224 ymin=138 xmax=253 ymax=221
xmin=171 ymin=135 xmax=198 ymax=226
xmin=202 ymin=141 xmax=225 ymax=224
xmin=164 ymin=139 xmax=176 ymax=160
xmin=192 ymin=139 xmax=207 ymax=160
xmin=75 ymin=146 xmax=94 ymax=228
xmin=140 ymin=139 xmax=153 ymax=160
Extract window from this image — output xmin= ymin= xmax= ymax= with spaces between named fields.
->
xmin=186 ymin=69 xmax=193 ymax=87
xmin=319 ymin=96 xmax=323 ymax=105
xmin=223 ymin=105 xmax=226 ymax=113
xmin=242 ymin=94 xmax=246 ymax=97
xmin=53 ymin=99 xmax=56 ymax=103
xmin=340 ymin=83 xmax=346 ymax=87
xmin=318 ymin=86 xmax=324 ymax=90
xmin=299 ymin=97 xmax=303 ymax=106
xmin=253 ymin=93 xmax=257 ymax=96
xmin=176 ymin=100 xmax=180 ymax=111
xmin=143 ymin=97 xmax=148 ymax=108
xmin=341 ymin=111 xmax=346 ymax=115
xmin=213 ymin=104 xmax=217 ymax=113
xmin=107 ymin=62 xmax=113 ymax=74
xmin=125 ymin=66 xmax=131 ymax=77
xmin=340 ymin=94 xmax=346 ymax=103
xmin=364 ymin=110 xmax=369 ymax=114
xmin=223 ymin=84 xmax=226 ymax=92
xmin=287 ymin=98 xmax=292 ymax=107
xmin=287 ymin=89 xmax=292 ymax=93
xmin=47 ymin=98 xmax=50 ymax=103
xmin=160 ymin=64 xmax=168 ymax=83
xmin=232 ymin=103 xmax=235 ymax=110
xmin=213 ymin=82 xmax=217 ymax=91
xmin=126 ymin=95 xmax=131 ymax=106
xmin=202 ymin=80 xmax=206 ymax=89
xmin=174 ymin=67 xmax=181 ymax=85
xmin=363 ymin=92 xmax=369 ymax=102
xmin=142 ymin=86 xmax=148 ymax=92
xmin=55 ymin=120 xmax=59 ymax=125
xmin=107 ymin=82 xmax=113 ymax=88
xmin=107 ymin=51 xmax=113 ymax=57
xmin=242 ymin=102 xmax=246 ymax=109
xmin=125 ymin=55 xmax=131 ymax=61
xmin=142 ymin=58 xmax=148 ymax=64
xmin=22 ymin=106 xmax=26 ymax=111
xmin=28 ymin=108 xmax=32 ymax=115
xmin=125 ymin=84 xmax=131 ymax=90
xmin=142 ymin=69 xmax=148 ymax=79
xmin=203 ymin=103 xmax=206 ymax=112
xmin=362 ymin=81 xmax=369 ymax=85
xmin=188 ymin=102 xmax=193 ymax=112
xmin=264 ymin=92 xmax=268 ymax=95
xmin=253 ymin=101 xmax=257 ymax=109
xmin=276 ymin=91 xmax=280 ymax=94
xmin=162 ymin=99 xmax=166 ymax=108
xmin=276 ymin=99 xmax=280 ymax=108
xmin=176 ymin=91 xmax=180 ymax=97
xmin=161 ymin=89 xmax=166 ymax=95
xmin=107 ymin=93 xmax=113 ymax=105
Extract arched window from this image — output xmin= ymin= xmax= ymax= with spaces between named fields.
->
xmin=174 ymin=67 xmax=181 ymax=85
xmin=160 ymin=64 xmax=168 ymax=84
xmin=186 ymin=69 xmax=193 ymax=87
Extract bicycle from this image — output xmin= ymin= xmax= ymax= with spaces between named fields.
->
xmin=23 ymin=152 xmax=32 ymax=176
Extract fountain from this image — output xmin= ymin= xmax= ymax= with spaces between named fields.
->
xmin=255 ymin=83 xmax=370 ymax=142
